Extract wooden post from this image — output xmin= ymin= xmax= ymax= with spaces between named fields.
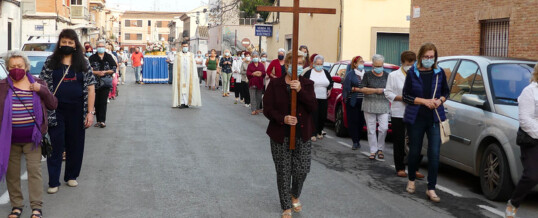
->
xmin=258 ymin=1 xmax=336 ymax=149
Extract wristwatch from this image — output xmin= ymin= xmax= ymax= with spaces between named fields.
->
xmin=90 ymin=111 xmax=96 ymax=115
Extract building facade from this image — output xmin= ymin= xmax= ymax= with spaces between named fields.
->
xmin=410 ymin=0 xmax=538 ymax=60
xmin=0 ymin=0 xmax=22 ymax=53
xmin=20 ymin=0 xmax=73 ymax=43
xmin=265 ymin=0 xmax=411 ymax=64
xmin=180 ymin=5 xmax=208 ymax=54
xmin=120 ymin=11 xmax=184 ymax=52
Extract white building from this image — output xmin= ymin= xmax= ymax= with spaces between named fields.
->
xmin=0 ymin=0 xmax=22 ymax=53
xmin=179 ymin=5 xmax=209 ymax=54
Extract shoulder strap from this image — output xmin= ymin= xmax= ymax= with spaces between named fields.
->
xmin=433 ymin=74 xmax=443 ymax=121
xmin=53 ymin=65 xmax=70 ymax=95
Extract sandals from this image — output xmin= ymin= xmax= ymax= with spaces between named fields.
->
xmin=281 ymin=211 xmax=292 ymax=218
xmin=426 ymin=190 xmax=441 ymax=203
xmin=406 ymin=181 xmax=416 ymax=194
xmin=99 ymin=123 xmax=107 ymax=128
xmin=506 ymin=200 xmax=518 ymax=218
xmin=94 ymin=123 xmax=100 ymax=127
xmin=369 ymin=153 xmax=376 ymax=160
xmin=30 ymin=209 xmax=43 ymax=218
xmin=377 ymin=150 xmax=385 ymax=159
xmin=8 ymin=207 xmax=22 ymax=218
xmin=292 ymin=201 xmax=302 ymax=212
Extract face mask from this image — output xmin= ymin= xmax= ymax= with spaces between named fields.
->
xmin=403 ymin=66 xmax=412 ymax=72
xmin=357 ymin=64 xmax=364 ymax=71
xmin=225 ymin=52 xmax=230 ymax=56
xmin=97 ymin=47 xmax=106 ymax=54
xmin=246 ymin=57 xmax=251 ymax=62
xmin=105 ymin=49 xmax=110 ymax=53
xmin=287 ymin=65 xmax=304 ymax=77
xmin=261 ymin=57 xmax=267 ymax=62
xmin=422 ymin=58 xmax=435 ymax=68
xmin=9 ymin=68 xmax=26 ymax=81
xmin=314 ymin=65 xmax=323 ymax=72
xmin=278 ymin=55 xmax=284 ymax=60
xmin=86 ymin=52 xmax=92 ymax=57
xmin=373 ymin=67 xmax=384 ymax=74
xmin=241 ymin=55 xmax=245 ymax=58
xmin=60 ymin=46 xmax=75 ymax=55
xmin=252 ymin=58 xmax=259 ymax=63
xmin=182 ymin=47 xmax=189 ymax=53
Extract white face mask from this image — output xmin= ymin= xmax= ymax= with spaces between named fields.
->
xmin=403 ymin=66 xmax=412 ymax=72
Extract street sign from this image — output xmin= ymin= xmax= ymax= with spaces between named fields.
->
xmin=241 ymin=38 xmax=251 ymax=47
xmin=255 ymin=25 xmax=273 ymax=37
xmin=35 ymin=25 xmax=44 ymax=31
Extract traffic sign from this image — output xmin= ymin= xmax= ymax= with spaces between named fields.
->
xmin=255 ymin=25 xmax=273 ymax=37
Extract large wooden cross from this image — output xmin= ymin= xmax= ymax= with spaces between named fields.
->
xmin=258 ymin=0 xmax=336 ymax=149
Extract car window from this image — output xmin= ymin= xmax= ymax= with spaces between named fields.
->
xmin=470 ymin=70 xmax=486 ymax=100
xmin=489 ymin=63 xmax=535 ymax=105
xmin=28 ymin=56 xmax=48 ymax=76
xmin=329 ymin=64 xmax=340 ymax=77
xmin=438 ymin=60 xmax=458 ymax=78
xmin=337 ymin=64 xmax=348 ymax=78
xmin=450 ymin=60 xmax=480 ymax=102
xmin=22 ymin=43 xmax=56 ymax=52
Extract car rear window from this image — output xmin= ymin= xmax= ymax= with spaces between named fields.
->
xmin=22 ymin=43 xmax=56 ymax=52
xmin=28 ymin=56 xmax=48 ymax=76
xmin=488 ymin=63 xmax=535 ymax=105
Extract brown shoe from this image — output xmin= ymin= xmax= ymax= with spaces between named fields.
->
xmin=397 ymin=170 xmax=407 ymax=177
xmin=416 ymin=172 xmax=425 ymax=179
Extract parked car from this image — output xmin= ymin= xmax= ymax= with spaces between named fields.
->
xmin=323 ymin=62 xmax=334 ymax=72
xmin=327 ymin=60 xmax=399 ymax=137
xmin=429 ymin=56 xmax=537 ymax=201
xmin=0 ymin=59 xmax=7 ymax=80
xmin=22 ymin=37 xmax=57 ymax=52
xmin=23 ymin=51 xmax=52 ymax=78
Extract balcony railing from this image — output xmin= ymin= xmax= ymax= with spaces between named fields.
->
xmin=71 ymin=5 xmax=90 ymax=20
xmin=239 ymin=18 xmax=257 ymax=25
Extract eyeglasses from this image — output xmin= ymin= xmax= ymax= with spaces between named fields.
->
xmin=423 ymin=55 xmax=435 ymax=59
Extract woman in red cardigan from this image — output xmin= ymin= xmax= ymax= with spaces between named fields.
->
xmin=246 ymin=51 xmax=266 ymax=115
xmin=266 ymin=48 xmax=286 ymax=79
xmin=263 ymin=51 xmax=317 ymax=218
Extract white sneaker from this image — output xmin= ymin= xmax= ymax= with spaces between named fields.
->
xmin=107 ymin=99 xmax=110 ymax=103
xmin=245 ymin=104 xmax=250 ymax=108
xmin=47 ymin=187 xmax=59 ymax=194
xmin=67 ymin=180 xmax=78 ymax=187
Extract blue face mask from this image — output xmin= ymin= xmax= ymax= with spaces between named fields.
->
xmin=287 ymin=65 xmax=304 ymax=77
xmin=373 ymin=67 xmax=384 ymax=74
xmin=357 ymin=64 xmax=364 ymax=71
xmin=261 ymin=57 xmax=267 ymax=62
xmin=422 ymin=58 xmax=435 ymax=68
xmin=182 ymin=47 xmax=189 ymax=53
xmin=86 ymin=52 xmax=92 ymax=57
xmin=314 ymin=65 xmax=323 ymax=72
xmin=97 ymin=47 xmax=105 ymax=54
xmin=252 ymin=58 xmax=259 ymax=63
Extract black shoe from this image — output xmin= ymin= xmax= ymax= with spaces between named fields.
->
xmin=352 ymin=143 xmax=361 ymax=150
xmin=179 ymin=104 xmax=189 ymax=109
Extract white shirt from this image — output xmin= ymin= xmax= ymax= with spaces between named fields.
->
xmin=310 ymin=69 xmax=330 ymax=99
xmin=232 ymin=58 xmax=243 ymax=82
xmin=518 ymin=82 xmax=538 ymax=139
xmin=195 ymin=56 xmax=204 ymax=68
xmin=384 ymin=68 xmax=407 ymax=118
xmin=167 ymin=52 xmax=176 ymax=63
xmin=354 ymin=69 xmax=365 ymax=80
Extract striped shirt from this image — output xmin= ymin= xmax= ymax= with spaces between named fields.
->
xmin=11 ymin=88 xmax=35 ymax=143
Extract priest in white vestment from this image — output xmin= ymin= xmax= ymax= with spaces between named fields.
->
xmin=172 ymin=42 xmax=202 ymax=108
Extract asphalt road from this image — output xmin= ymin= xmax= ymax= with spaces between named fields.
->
xmin=1 ymin=67 xmax=537 ymax=217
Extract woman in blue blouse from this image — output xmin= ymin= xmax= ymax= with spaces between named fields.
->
xmin=402 ymin=43 xmax=449 ymax=203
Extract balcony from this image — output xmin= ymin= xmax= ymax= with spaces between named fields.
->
xmin=239 ymin=18 xmax=257 ymax=25
xmin=71 ymin=5 xmax=90 ymax=20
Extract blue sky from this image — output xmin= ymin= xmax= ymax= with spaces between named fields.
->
xmin=106 ymin=0 xmax=205 ymax=12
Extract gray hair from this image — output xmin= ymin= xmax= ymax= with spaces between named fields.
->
xmin=251 ymin=51 xmax=259 ymax=57
xmin=313 ymin=55 xmax=325 ymax=64
xmin=372 ymin=54 xmax=385 ymax=63
xmin=261 ymin=52 xmax=267 ymax=57
xmin=3 ymin=50 xmax=31 ymax=71
xmin=97 ymin=40 xmax=106 ymax=46
xmin=278 ymin=48 xmax=286 ymax=55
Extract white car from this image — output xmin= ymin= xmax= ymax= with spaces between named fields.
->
xmin=23 ymin=51 xmax=53 ymax=78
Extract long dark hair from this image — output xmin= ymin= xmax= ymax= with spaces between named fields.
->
xmin=49 ymin=29 xmax=87 ymax=72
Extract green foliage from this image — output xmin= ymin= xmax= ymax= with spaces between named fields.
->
xmin=240 ymin=0 xmax=275 ymax=20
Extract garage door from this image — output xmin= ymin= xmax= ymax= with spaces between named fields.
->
xmin=376 ymin=33 xmax=409 ymax=65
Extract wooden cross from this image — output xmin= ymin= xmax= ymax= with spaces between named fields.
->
xmin=258 ymin=0 xmax=336 ymax=149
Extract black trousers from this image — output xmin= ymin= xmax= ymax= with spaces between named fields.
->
xmin=47 ymin=102 xmax=85 ymax=187
xmin=168 ymin=63 xmax=174 ymax=84
xmin=312 ymin=99 xmax=328 ymax=136
xmin=234 ymin=81 xmax=243 ymax=99
xmin=510 ymin=144 xmax=538 ymax=207
xmin=95 ymin=87 xmax=110 ymax=123
xmin=392 ymin=117 xmax=407 ymax=172
xmin=240 ymin=81 xmax=251 ymax=104
xmin=346 ymin=99 xmax=365 ymax=144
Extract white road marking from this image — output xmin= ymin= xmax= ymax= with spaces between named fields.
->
xmin=436 ymin=185 xmax=463 ymax=197
xmin=21 ymin=171 xmax=28 ymax=180
xmin=0 ymin=191 xmax=9 ymax=205
xmin=478 ymin=205 xmax=504 ymax=217
xmin=338 ymin=141 xmax=352 ymax=148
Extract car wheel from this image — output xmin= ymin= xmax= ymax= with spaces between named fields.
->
xmin=335 ymin=106 xmax=348 ymax=137
xmin=480 ymin=143 xmax=514 ymax=201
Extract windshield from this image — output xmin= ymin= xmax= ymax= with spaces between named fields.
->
xmin=22 ymin=43 xmax=56 ymax=52
xmin=488 ymin=63 xmax=535 ymax=105
xmin=0 ymin=62 xmax=7 ymax=80
xmin=28 ymin=56 xmax=48 ymax=76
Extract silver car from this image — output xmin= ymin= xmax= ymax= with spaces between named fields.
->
xmin=23 ymin=51 xmax=53 ymax=78
xmin=428 ymin=56 xmax=536 ymax=201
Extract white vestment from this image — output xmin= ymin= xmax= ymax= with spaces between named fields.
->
xmin=172 ymin=52 xmax=202 ymax=107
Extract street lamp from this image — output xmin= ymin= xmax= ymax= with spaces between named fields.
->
xmin=257 ymin=16 xmax=265 ymax=52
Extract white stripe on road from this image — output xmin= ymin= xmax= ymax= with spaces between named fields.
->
xmin=436 ymin=185 xmax=463 ymax=197
xmin=338 ymin=141 xmax=352 ymax=148
xmin=478 ymin=205 xmax=504 ymax=217
xmin=0 ymin=191 xmax=9 ymax=205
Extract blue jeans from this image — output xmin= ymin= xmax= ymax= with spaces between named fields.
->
xmin=168 ymin=63 xmax=173 ymax=84
xmin=407 ymin=118 xmax=441 ymax=190
xmin=134 ymin=66 xmax=142 ymax=82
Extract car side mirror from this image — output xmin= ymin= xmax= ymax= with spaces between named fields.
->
xmin=462 ymin=94 xmax=486 ymax=108
xmin=332 ymin=76 xmax=342 ymax=83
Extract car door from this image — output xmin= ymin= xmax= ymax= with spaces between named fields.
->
xmin=327 ymin=64 xmax=341 ymax=121
xmin=443 ymin=60 xmax=488 ymax=167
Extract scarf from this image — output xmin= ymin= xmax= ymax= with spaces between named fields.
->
xmin=0 ymin=72 xmax=44 ymax=180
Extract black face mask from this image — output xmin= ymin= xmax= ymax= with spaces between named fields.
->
xmin=278 ymin=55 xmax=285 ymax=60
xmin=60 ymin=46 xmax=75 ymax=55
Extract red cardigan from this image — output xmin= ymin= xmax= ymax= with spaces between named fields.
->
xmin=266 ymin=59 xmax=283 ymax=78
xmin=263 ymin=76 xmax=317 ymax=144
xmin=246 ymin=62 xmax=266 ymax=90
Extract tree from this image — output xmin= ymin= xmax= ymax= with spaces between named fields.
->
xmin=240 ymin=0 xmax=275 ymax=19
xmin=208 ymin=0 xmax=275 ymax=25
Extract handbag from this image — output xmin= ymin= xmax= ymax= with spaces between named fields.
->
xmin=99 ymin=75 xmax=113 ymax=89
xmin=516 ymin=127 xmax=538 ymax=147
xmin=433 ymin=74 xmax=451 ymax=144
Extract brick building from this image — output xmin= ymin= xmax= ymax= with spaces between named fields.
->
xmin=410 ymin=0 xmax=538 ymax=60
xmin=120 ymin=11 xmax=184 ymax=52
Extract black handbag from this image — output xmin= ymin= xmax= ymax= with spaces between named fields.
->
xmin=516 ymin=127 xmax=538 ymax=147
xmin=99 ymin=75 xmax=113 ymax=89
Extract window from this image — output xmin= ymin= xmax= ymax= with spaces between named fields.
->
xmin=71 ymin=0 xmax=82 ymax=5
xmin=125 ymin=20 xmax=142 ymax=27
xmin=136 ymin=34 xmax=142 ymax=40
xmin=148 ymin=20 xmax=151 ymax=26
xmin=286 ymin=38 xmax=292 ymax=51
xmin=125 ymin=33 xmax=131 ymax=40
xmin=329 ymin=64 xmax=340 ymax=77
xmin=450 ymin=60 xmax=481 ymax=102
xmin=489 ymin=63 xmax=535 ymax=105
xmin=438 ymin=60 xmax=458 ymax=79
xmin=337 ymin=64 xmax=348 ymax=78
xmin=480 ymin=19 xmax=509 ymax=57
xmin=125 ymin=20 xmax=130 ymax=27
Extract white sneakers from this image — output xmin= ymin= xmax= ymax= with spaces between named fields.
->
xmin=47 ymin=187 xmax=59 ymax=194
xmin=67 ymin=180 xmax=78 ymax=187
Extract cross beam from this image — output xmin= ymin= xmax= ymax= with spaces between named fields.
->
xmin=258 ymin=0 xmax=336 ymax=149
